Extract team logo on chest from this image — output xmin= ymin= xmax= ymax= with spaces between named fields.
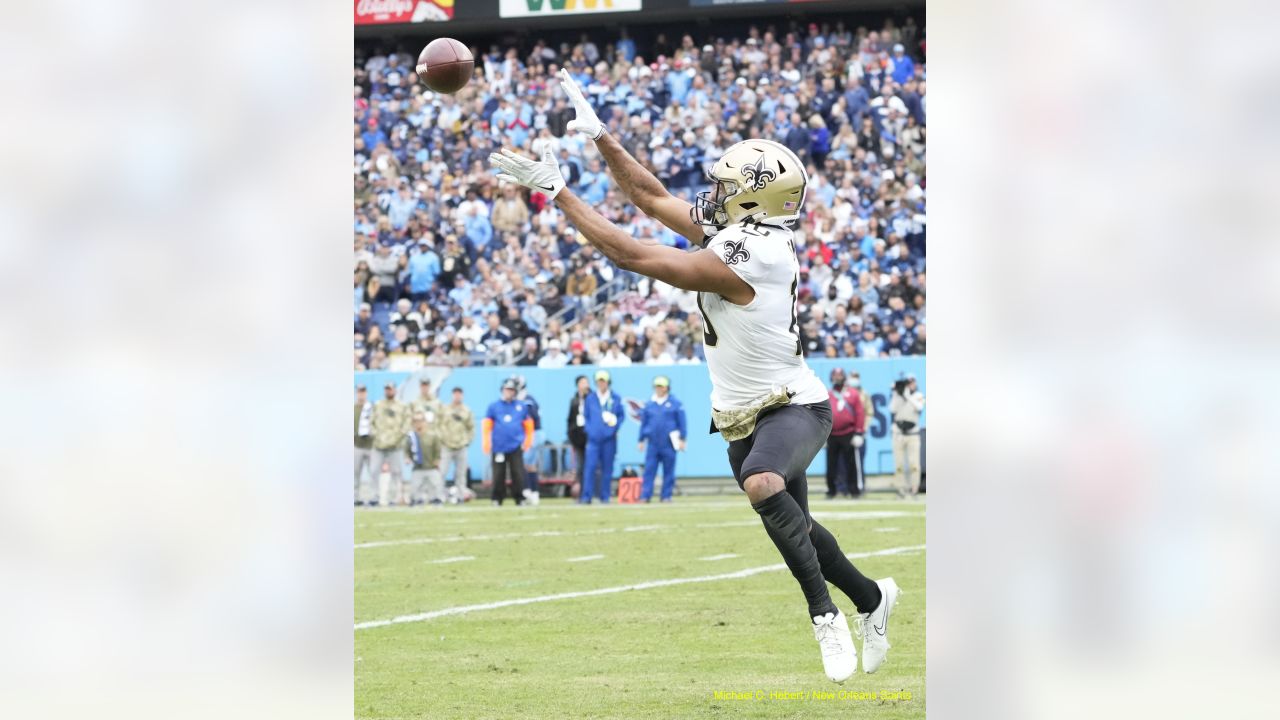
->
xmin=721 ymin=239 xmax=750 ymax=266
xmin=741 ymin=154 xmax=777 ymax=192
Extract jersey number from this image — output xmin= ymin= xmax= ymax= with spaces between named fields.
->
xmin=788 ymin=274 xmax=802 ymax=355
xmin=787 ymin=238 xmax=802 ymax=355
xmin=697 ymin=292 xmax=719 ymax=347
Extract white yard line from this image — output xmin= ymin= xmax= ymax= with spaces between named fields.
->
xmin=427 ymin=556 xmax=475 ymax=564
xmin=355 ymin=544 xmax=925 ymax=631
xmin=811 ymin=511 xmax=923 ymax=520
xmin=356 ymin=524 xmax=670 ymax=549
xmin=698 ymin=553 xmax=740 ymax=561
xmin=565 ymin=554 xmax=605 ymax=563
xmin=356 ymin=498 xmax=920 ymax=516
xmin=873 ymin=527 xmax=900 ymax=533
xmin=359 ymin=511 xmax=921 ymax=549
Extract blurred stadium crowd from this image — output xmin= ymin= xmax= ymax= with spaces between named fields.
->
xmin=354 ymin=16 xmax=925 ymax=370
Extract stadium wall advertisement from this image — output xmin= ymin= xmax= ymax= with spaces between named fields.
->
xmin=355 ymin=356 xmax=924 ymax=481
xmin=354 ymin=0 xmax=454 ymax=25
xmin=498 ymin=0 xmax=644 ymax=19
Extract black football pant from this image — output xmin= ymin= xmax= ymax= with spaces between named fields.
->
xmin=826 ymin=432 xmax=857 ymax=497
xmin=491 ymin=452 xmax=525 ymax=505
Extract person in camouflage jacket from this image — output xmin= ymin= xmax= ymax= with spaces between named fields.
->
xmin=404 ymin=410 xmax=445 ymax=505
xmin=438 ymin=386 xmax=475 ymax=493
xmin=370 ymin=382 xmax=411 ymax=506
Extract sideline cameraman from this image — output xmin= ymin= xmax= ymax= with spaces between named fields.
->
xmin=890 ymin=373 xmax=925 ymax=499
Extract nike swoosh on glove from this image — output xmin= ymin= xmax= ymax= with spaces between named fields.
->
xmin=489 ymin=147 xmax=567 ymax=199
xmin=558 ymin=68 xmax=605 ymax=140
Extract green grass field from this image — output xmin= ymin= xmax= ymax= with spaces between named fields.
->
xmin=355 ymin=491 xmax=925 ymax=719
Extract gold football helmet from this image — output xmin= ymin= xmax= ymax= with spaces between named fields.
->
xmin=691 ymin=139 xmax=808 ymax=227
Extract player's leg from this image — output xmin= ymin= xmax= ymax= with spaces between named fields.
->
xmin=659 ymin=448 xmax=677 ymax=501
xmin=809 ymin=521 xmax=882 ymax=613
xmin=739 ymin=403 xmax=858 ymax=682
xmin=640 ymin=441 xmax=659 ymax=501
xmin=736 ymin=406 xmax=837 ymax=620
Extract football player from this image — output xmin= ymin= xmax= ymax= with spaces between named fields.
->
xmin=488 ymin=70 xmax=900 ymax=683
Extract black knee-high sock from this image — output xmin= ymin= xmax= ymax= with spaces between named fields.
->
xmin=752 ymin=491 xmax=837 ymax=619
xmin=809 ymin=521 xmax=882 ymax=614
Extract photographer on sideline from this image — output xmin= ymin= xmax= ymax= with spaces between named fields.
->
xmin=890 ymin=373 xmax=925 ymax=499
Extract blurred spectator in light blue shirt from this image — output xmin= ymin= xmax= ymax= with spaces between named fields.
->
xmin=448 ymin=276 xmax=473 ymax=308
xmin=617 ymin=28 xmax=636 ymax=63
xmin=386 ymin=186 xmax=418 ymax=230
xmin=578 ymin=158 xmax=610 ymax=205
xmin=407 ymin=241 xmax=440 ymax=301
xmin=857 ymin=326 xmax=885 ymax=358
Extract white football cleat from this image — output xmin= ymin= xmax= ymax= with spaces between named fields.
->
xmin=812 ymin=610 xmax=857 ymax=683
xmin=860 ymin=577 xmax=901 ymax=673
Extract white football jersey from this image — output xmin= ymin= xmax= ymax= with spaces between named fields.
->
xmin=698 ymin=223 xmax=828 ymax=411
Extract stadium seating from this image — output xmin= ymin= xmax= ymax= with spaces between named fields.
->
xmin=355 ymin=20 xmax=925 ymax=369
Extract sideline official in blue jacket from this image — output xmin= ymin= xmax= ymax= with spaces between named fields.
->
xmin=581 ymin=369 xmax=624 ymax=503
xmin=637 ymin=375 xmax=687 ymax=502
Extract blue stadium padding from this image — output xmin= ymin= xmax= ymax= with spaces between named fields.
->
xmin=356 ymin=356 xmax=924 ymax=479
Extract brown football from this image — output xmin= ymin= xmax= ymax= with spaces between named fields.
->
xmin=416 ymin=38 xmax=474 ymax=94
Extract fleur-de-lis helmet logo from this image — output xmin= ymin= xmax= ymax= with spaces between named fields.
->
xmin=741 ymin=154 xmax=778 ymax=192
xmin=722 ymin=239 xmax=751 ymax=266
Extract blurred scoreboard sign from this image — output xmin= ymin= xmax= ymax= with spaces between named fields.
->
xmin=499 ymin=0 xmax=643 ymax=18
xmin=690 ymin=0 xmax=795 ymax=5
xmin=354 ymin=0 xmax=454 ymax=25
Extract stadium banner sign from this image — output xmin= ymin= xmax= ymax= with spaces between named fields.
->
xmin=499 ymin=0 xmax=644 ymax=19
xmin=355 ymin=356 xmax=924 ymax=478
xmin=354 ymin=0 xmax=453 ymax=25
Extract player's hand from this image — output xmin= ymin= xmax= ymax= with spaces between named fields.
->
xmin=490 ymin=147 xmax=566 ymax=198
xmin=678 ymin=440 xmax=687 ymax=452
xmin=558 ymin=68 xmax=605 ymax=140
xmin=637 ymin=441 xmax=645 ymax=451
xmin=853 ymin=434 xmax=865 ymax=448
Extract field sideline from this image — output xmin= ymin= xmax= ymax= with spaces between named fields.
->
xmin=355 ymin=492 xmax=926 ymax=719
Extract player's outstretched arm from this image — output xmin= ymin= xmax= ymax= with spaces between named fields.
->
xmin=558 ymin=69 xmax=706 ymax=245
xmin=554 ymin=190 xmax=752 ymax=304
xmin=489 ymin=148 xmax=752 ymax=304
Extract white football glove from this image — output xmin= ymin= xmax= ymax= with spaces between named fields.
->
xmin=489 ymin=147 xmax=566 ymax=198
xmin=853 ymin=434 xmax=865 ymax=448
xmin=558 ymin=68 xmax=605 ymax=140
